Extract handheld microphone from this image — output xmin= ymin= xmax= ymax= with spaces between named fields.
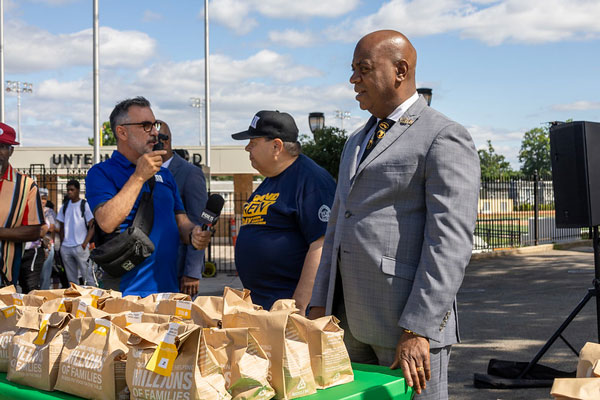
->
xmin=199 ymin=194 xmax=225 ymax=230
xmin=152 ymin=134 xmax=169 ymax=151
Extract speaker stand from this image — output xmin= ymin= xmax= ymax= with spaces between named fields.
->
xmin=474 ymin=226 xmax=600 ymax=388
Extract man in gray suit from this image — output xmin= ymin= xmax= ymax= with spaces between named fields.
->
xmin=309 ymin=30 xmax=480 ymax=399
xmin=159 ymin=121 xmax=208 ymax=296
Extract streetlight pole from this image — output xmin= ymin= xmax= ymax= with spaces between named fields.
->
xmin=0 ymin=0 xmax=4 ymax=122
xmin=190 ymin=97 xmax=204 ymax=146
xmin=5 ymin=81 xmax=33 ymax=145
xmin=335 ymin=110 xmax=351 ymax=130
xmin=204 ymin=0 xmax=211 ymax=171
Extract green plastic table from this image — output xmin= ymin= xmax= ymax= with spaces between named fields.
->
xmin=0 ymin=363 xmax=413 ymax=399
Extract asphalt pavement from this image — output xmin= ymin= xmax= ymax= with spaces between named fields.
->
xmin=199 ymin=245 xmax=598 ymax=399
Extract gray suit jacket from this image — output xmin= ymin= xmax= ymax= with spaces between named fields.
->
xmin=311 ymin=96 xmax=480 ymax=349
xmin=167 ymin=153 xmax=208 ymax=279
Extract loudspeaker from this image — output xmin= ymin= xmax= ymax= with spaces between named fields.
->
xmin=550 ymin=121 xmax=600 ymax=228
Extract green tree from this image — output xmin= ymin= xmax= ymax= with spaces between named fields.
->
xmin=478 ymin=140 xmax=514 ymax=179
xmin=300 ymin=126 xmax=347 ymax=179
xmin=518 ymin=125 xmax=551 ymax=176
xmin=88 ymin=121 xmax=116 ymax=146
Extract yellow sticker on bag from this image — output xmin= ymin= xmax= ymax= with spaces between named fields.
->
xmin=57 ymin=299 xmax=67 ymax=312
xmin=76 ymin=300 xmax=88 ymax=318
xmin=33 ymin=314 xmax=51 ymax=345
xmin=174 ymin=301 xmax=192 ymax=320
xmin=11 ymin=293 xmax=23 ymax=306
xmin=93 ymin=318 xmax=110 ymax=336
xmin=146 ymin=322 xmax=179 ymax=377
xmin=1 ymin=305 xmax=15 ymax=318
xmin=90 ymin=289 xmax=103 ymax=308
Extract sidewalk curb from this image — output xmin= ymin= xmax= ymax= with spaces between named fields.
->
xmin=470 ymin=240 xmax=592 ymax=261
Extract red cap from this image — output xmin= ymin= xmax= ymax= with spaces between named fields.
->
xmin=0 ymin=122 xmax=19 ymax=145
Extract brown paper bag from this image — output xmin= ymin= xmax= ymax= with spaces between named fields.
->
xmin=70 ymin=298 xmax=111 ymax=319
xmin=126 ymin=322 xmax=231 ymax=400
xmin=0 ymin=305 xmax=38 ymax=372
xmin=551 ymin=378 xmax=600 ymax=399
xmin=30 ymin=289 xmax=69 ymax=300
xmin=7 ymin=310 xmax=72 ymax=390
xmin=110 ymin=311 xmax=173 ymax=329
xmin=154 ymin=299 xmax=219 ymax=327
xmin=194 ymin=296 xmax=224 ymax=327
xmin=0 ymin=285 xmax=16 ymax=294
xmin=55 ymin=317 xmax=130 ymax=400
xmin=289 ymin=314 xmax=353 ymax=389
xmin=0 ymin=292 xmax=46 ymax=307
xmin=138 ymin=293 xmax=191 ymax=312
xmin=40 ymin=297 xmax=73 ymax=314
xmin=222 ymin=287 xmax=262 ymax=316
xmin=68 ymin=284 xmax=122 ymax=300
xmin=100 ymin=297 xmax=146 ymax=314
xmin=222 ymin=309 xmax=317 ymax=399
xmin=577 ymin=342 xmax=600 ymax=378
xmin=204 ymin=327 xmax=275 ymax=400
xmin=269 ymin=299 xmax=298 ymax=312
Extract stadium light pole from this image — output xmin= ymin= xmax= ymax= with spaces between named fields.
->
xmin=92 ymin=0 xmax=100 ymax=164
xmin=5 ymin=81 xmax=33 ymax=145
xmin=190 ymin=97 xmax=204 ymax=146
xmin=335 ymin=110 xmax=351 ymax=130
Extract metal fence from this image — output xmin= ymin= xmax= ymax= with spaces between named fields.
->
xmin=475 ymin=173 xmax=586 ymax=252
xmin=19 ymin=166 xmax=588 ymax=272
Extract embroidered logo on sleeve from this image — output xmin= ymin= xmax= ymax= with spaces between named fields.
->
xmin=318 ymin=205 xmax=331 ymax=222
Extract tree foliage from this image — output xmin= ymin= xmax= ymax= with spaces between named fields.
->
xmin=478 ymin=140 xmax=514 ymax=179
xmin=518 ymin=125 xmax=551 ymax=176
xmin=88 ymin=121 xmax=116 ymax=146
xmin=300 ymin=126 xmax=347 ymax=180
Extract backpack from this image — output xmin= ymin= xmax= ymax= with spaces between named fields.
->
xmin=62 ymin=199 xmax=88 ymax=225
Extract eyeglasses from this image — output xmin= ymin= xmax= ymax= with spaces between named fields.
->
xmin=120 ymin=121 xmax=161 ymax=133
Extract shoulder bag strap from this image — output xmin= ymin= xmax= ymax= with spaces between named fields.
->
xmin=131 ymin=176 xmax=155 ymax=236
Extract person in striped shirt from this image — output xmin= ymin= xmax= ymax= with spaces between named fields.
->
xmin=0 ymin=122 xmax=45 ymax=288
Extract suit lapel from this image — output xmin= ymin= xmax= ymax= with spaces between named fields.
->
xmin=353 ymin=97 xmax=427 ymax=181
xmin=168 ymin=153 xmax=182 ymax=175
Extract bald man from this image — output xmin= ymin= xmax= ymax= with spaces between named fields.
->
xmin=158 ymin=121 xmax=208 ymax=297
xmin=309 ymin=30 xmax=480 ymax=399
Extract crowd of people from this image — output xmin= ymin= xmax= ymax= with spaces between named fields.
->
xmin=0 ymin=30 xmax=480 ymax=399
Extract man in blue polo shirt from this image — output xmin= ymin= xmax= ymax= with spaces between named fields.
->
xmin=232 ymin=110 xmax=336 ymax=314
xmin=85 ymin=96 xmax=211 ymax=296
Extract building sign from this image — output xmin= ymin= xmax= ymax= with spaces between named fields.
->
xmin=51 ymin=153 xmax=110 ymax=167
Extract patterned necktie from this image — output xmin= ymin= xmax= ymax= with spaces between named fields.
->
xmin=360 ymin=118 xmax=395 ymax=163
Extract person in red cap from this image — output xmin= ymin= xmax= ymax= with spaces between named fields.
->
xmin=0 ymin=122 xmax=45 ymax=289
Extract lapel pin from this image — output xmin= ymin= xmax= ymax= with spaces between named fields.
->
xmin=399 ymin=117 xmax=414 ymax=125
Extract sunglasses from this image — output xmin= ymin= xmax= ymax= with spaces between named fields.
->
xmin=120 ymin=121 xmax=161 ymax=133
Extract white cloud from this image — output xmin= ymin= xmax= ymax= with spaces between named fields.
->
xmin=268 ymin=29 xmax=318 ymax=47
xmin=327 ymin=0 xmax=600 ymax=45
xmin=4 ymin=21 xmax=157 ymax=73
xmin=142 ymin=10 xmax=164 ymax=22
xmin=552 ymin=101 xmax=600 ymax=111
xmin=468 ymin=124 xmax=525 ymax=167
xmin=209 ymin=0 xmax=359 ymax=34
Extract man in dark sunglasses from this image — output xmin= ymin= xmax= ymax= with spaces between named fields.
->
xmin=85 ymin=96 xmax=211 ymax=296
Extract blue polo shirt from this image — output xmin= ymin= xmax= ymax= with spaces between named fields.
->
xmin=85 ymin=150 xmax=185 ymax=296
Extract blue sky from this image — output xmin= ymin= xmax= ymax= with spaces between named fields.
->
xmin=4 ymin=0 xmax=600 ymax=168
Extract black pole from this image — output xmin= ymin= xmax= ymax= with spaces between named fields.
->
xmin=594 ymin=226 xmax=600 ymax=343
xmin=534 ymin=171 xmax=539 ymax=246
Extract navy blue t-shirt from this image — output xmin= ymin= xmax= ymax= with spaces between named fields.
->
xmin=235 ymin=154 xmax=336 ymax=309
xmin=85 ymin=150 xmax=185 ymax=297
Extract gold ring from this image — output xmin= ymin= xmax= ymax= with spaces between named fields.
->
xmin=416 ymin=367 xmax=424 ymax=372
